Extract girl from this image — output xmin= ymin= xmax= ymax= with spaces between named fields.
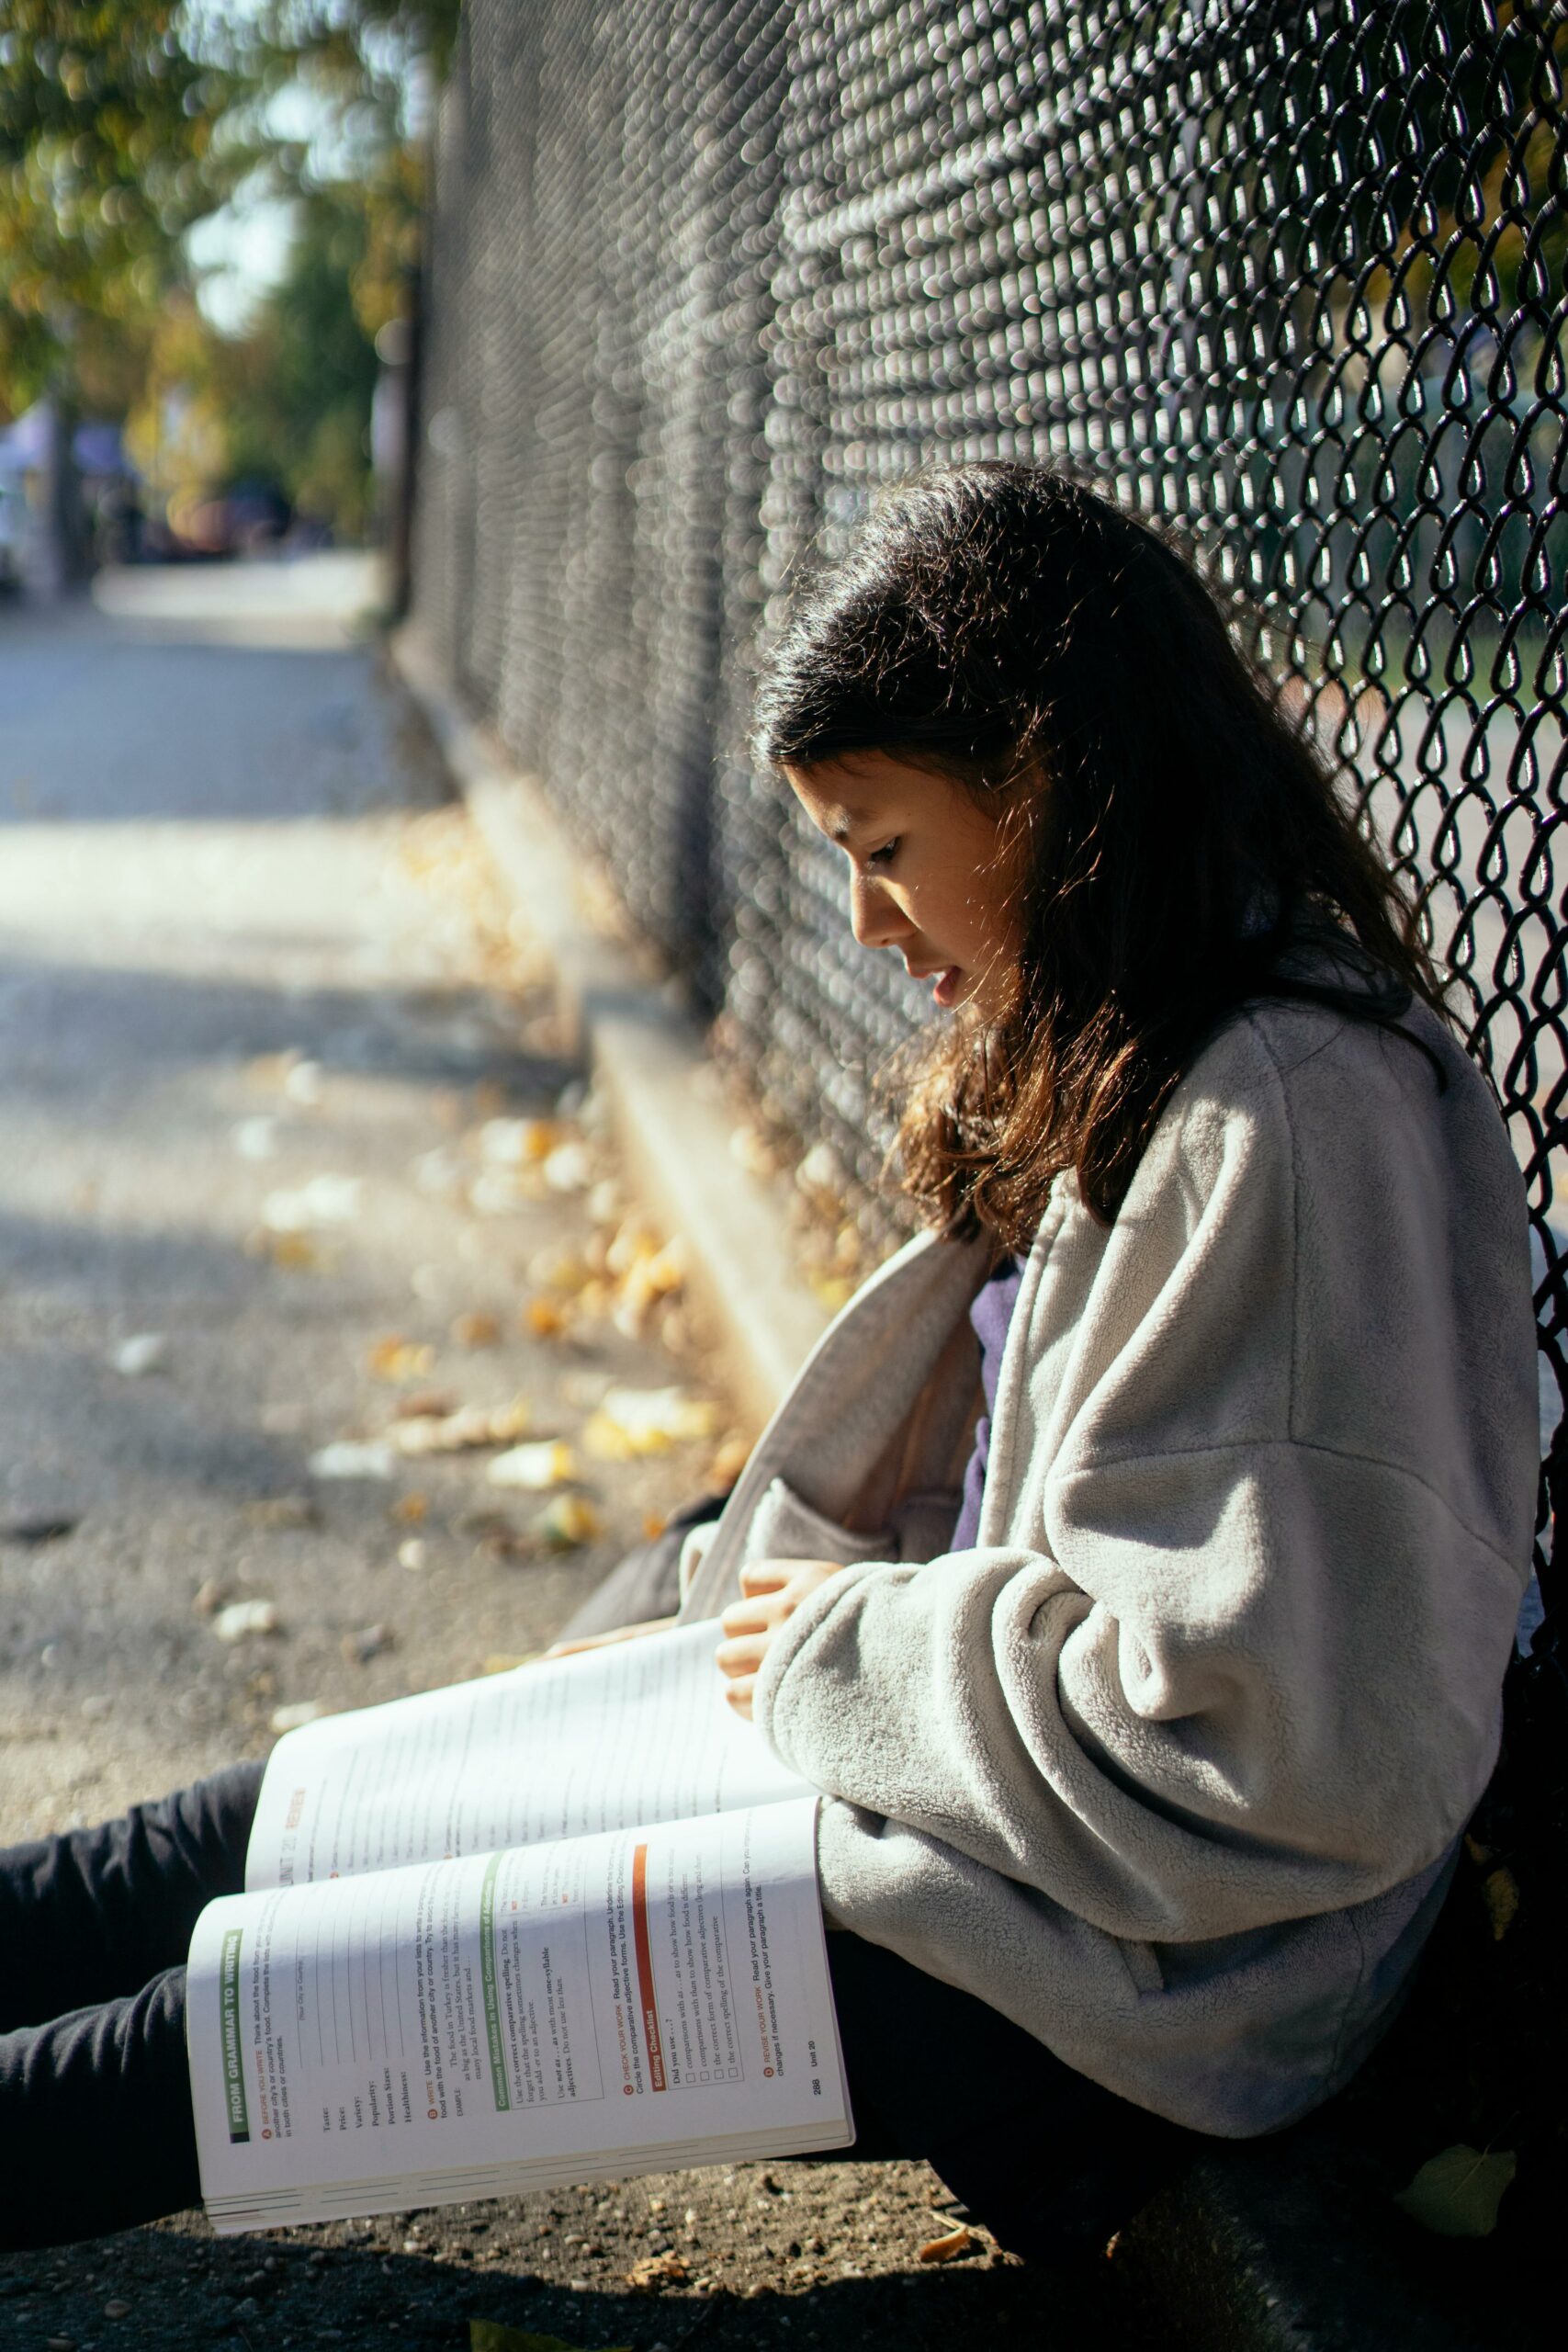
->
xmin=0 ymin=464 xmax=1539 ymax=2267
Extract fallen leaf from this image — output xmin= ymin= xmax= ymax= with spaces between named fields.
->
xmin=232 ymin=1115 xmax=280 ymax=1161
xmin=1394 ymin=2144 xmax=1517 ymax=2238
xmin=412 ymin=1147 xmax=465 ymax=1195
xmin=192 ymin=1577 xmax=226 ymax=1617
xmin=212 ymin=1600 xmax=281 ymax=1642
xmin=543 ymin=1139 xmax=593 ymax=1193
xmin=451 ymin=1309 xmax=502 ymax=1348
xmin=469 ymin=2320 xmax=630 ymax=2352
xmin=1483 ymin=1865 xmax=1519 ymax=1941
xmin=367 ymin=1335 xmax=437 ymax=1382
xmin=391 ymin=1490 xmax=430 ymax=1523
xmin=526 ymin=1246 xmax=592 ymax=1294
xmin=488 ymin=1440 xmax=575 ymax=1492
xmin=397 ymin=1389 xmax=459 ymax=1419
xmin=533 ymin=1494 xmax=604 ymax=1550
xmin=392 ymin=1398 xmax=531 ymax=1456
xmin=266 ymin=1232 xmax=329 ymax=1272
xmin=583 ymin=1386 xmax=718 ymax=1459
xmin=261 ymin=1173 xmax=363 ymax=1232
xmin=524 ymin=1297 xmax=570 ymax=1339
xmin=244 ymin=1049 xmax=302 ymax=1090
xmin=918 ymin=2224 xmax=977 ymax=2264
xmin=626 ymin=2250 xmax=689 ymax=2290
xmin=479 ymin=1116 xmax=562 ymax=1167
xmin=398 ymin=1538 xmax=427 ymax=1571
xmin=243 ymin=1496 xmax=318 ymax=1531
xmin=110 ymin=1331 xmax=169 ymax=1377
xmin=309 ymin=1440 xmax=396 ymax=1481
xmin=643 ymin=1511 xmax=668 ymax=1541
xmin=342 ymin=1623 xmax=394 ymax=1666
xmin=588 ymin=1177 xmax=621 ymax=1224
xmin=270 ymin=1700 xmax=327 ymax=1734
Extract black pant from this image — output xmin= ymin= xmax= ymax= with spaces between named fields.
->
xmin=0 ymin=1769 xmax=1195 ymax=2257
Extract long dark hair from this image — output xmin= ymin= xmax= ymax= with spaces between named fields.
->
xmin=752 ymin=461 xmax=1448 ymax=1240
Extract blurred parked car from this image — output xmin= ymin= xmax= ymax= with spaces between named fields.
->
xmin=0 ymin=463 xmax=26 ymax=592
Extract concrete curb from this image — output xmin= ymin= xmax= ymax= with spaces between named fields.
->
xmin=389 ymin=628 xmax=829 ymax=1434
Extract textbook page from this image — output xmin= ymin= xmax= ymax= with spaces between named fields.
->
xmin=246 ymin=1620 xmax=814 ymax=1891
xmin=189 ymin=1796 xmax=852 ymax=2232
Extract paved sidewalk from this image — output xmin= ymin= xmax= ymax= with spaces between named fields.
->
xmin=0 ymin=561 xmax=1112 ymax=2349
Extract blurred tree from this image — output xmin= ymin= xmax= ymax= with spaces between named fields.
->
xmin=0 ymin=0 xmax=453 ymax=544
xmin=0 ymin=4 xmax=243 ymax=414
xmin=219 ymin=187 xmax=385 ymax=534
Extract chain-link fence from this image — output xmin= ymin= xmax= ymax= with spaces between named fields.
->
xmin=413 ymin=0 xmax=1565 ymax=1600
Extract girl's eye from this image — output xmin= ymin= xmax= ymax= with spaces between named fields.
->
xmin=866 ymin=839 xmax=900 ymax=869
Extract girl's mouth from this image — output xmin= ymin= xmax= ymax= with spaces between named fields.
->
xmin=931 ymin=967 xmax=963 ymax=1007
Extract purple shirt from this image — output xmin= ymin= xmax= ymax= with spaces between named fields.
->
xmin=950 ymin=1254 xmax=1025 ymax=1550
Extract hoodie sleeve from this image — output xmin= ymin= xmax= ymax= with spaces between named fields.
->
xmin=754 ymin=1010 xmax=1539 ymax=1945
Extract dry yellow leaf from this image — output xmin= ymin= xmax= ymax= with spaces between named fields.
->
xmin=582 ymin=1410 xmax=638 ymax=1464
xmin=269 ymin=1233 xmax=329 ymax=1272
xmin=391 ymin=1491 xmax=430 ymax=1524
xmin=1483 ymin=1865 xmax=1519 ymax=1941
xmin=367 ymin=1336 xmax=437 ymax=1382
xmin=524 ymin=1297 xmax=570 ymax=1338
xmin=527 ymin=1246 xmax=593 ymax=1294
xmin=642 ymin=1511 xmax=669 ymax=1541
xmin=584 ymin=1386 xmax=719 ymax=1458
xmin=533 ymin=1494 xmax=604 ymax=1550
xmin=918 ymin=2225 xmax=976 ymax=2264
xmin=391 ymin=1397 xmax=532 ymax=1456
xmin=488 ymin=1439 xmax=575 ymax=1491
xmin=626 ymin=2250 xmax=688 ymax=2290
xmin=450 ymin=1309 xmax=502 ymax=1348
xmin=245 ymin=1049 xmax=302 ymax=1091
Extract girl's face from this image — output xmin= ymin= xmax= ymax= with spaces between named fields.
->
xmin=786 ymin=751 xmax=1023 ymax=1020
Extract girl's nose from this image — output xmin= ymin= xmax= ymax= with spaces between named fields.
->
xmin=849 ymin=870 xmax=908 ymax=949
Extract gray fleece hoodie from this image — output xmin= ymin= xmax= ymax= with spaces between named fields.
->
xmin=678 ymin=989 xmax=1540 ymax=2136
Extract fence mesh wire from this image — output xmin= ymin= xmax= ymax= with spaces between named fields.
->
xmin=414 ymin=0 xmax=1566 ymax=1597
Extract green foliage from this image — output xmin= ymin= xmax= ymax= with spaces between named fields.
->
xmin=222 ymin=187 xmax=384 ymax=532
xmin=0 ymin=2 xmax=446 ymax=536
xmin=0 ymin=3 xmax=242 ymax=410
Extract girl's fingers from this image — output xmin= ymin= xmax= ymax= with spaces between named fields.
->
xmin=723 ymin=1676 xmax=756 ymax=1721
xmin=719 ymin=1592 xmax=788 ymax=1639
xmin=738 ymin=1559 xmax=795 ymax=1597
xmin=715 ymin=1633 xmax=765 ymax=1681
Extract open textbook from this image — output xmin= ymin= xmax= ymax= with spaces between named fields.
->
xmin=186 ymin=1622 xmax=853 ymax=2233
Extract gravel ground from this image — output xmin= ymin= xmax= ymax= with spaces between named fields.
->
xmin=0 ymin=560 xmax=1145 ymax=2349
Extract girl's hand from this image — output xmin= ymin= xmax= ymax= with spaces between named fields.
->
xmin=715 ymin=1558 xmax=842 ymax=1721
xmin=543 ymin=1614 xmax=676 ymax=1660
